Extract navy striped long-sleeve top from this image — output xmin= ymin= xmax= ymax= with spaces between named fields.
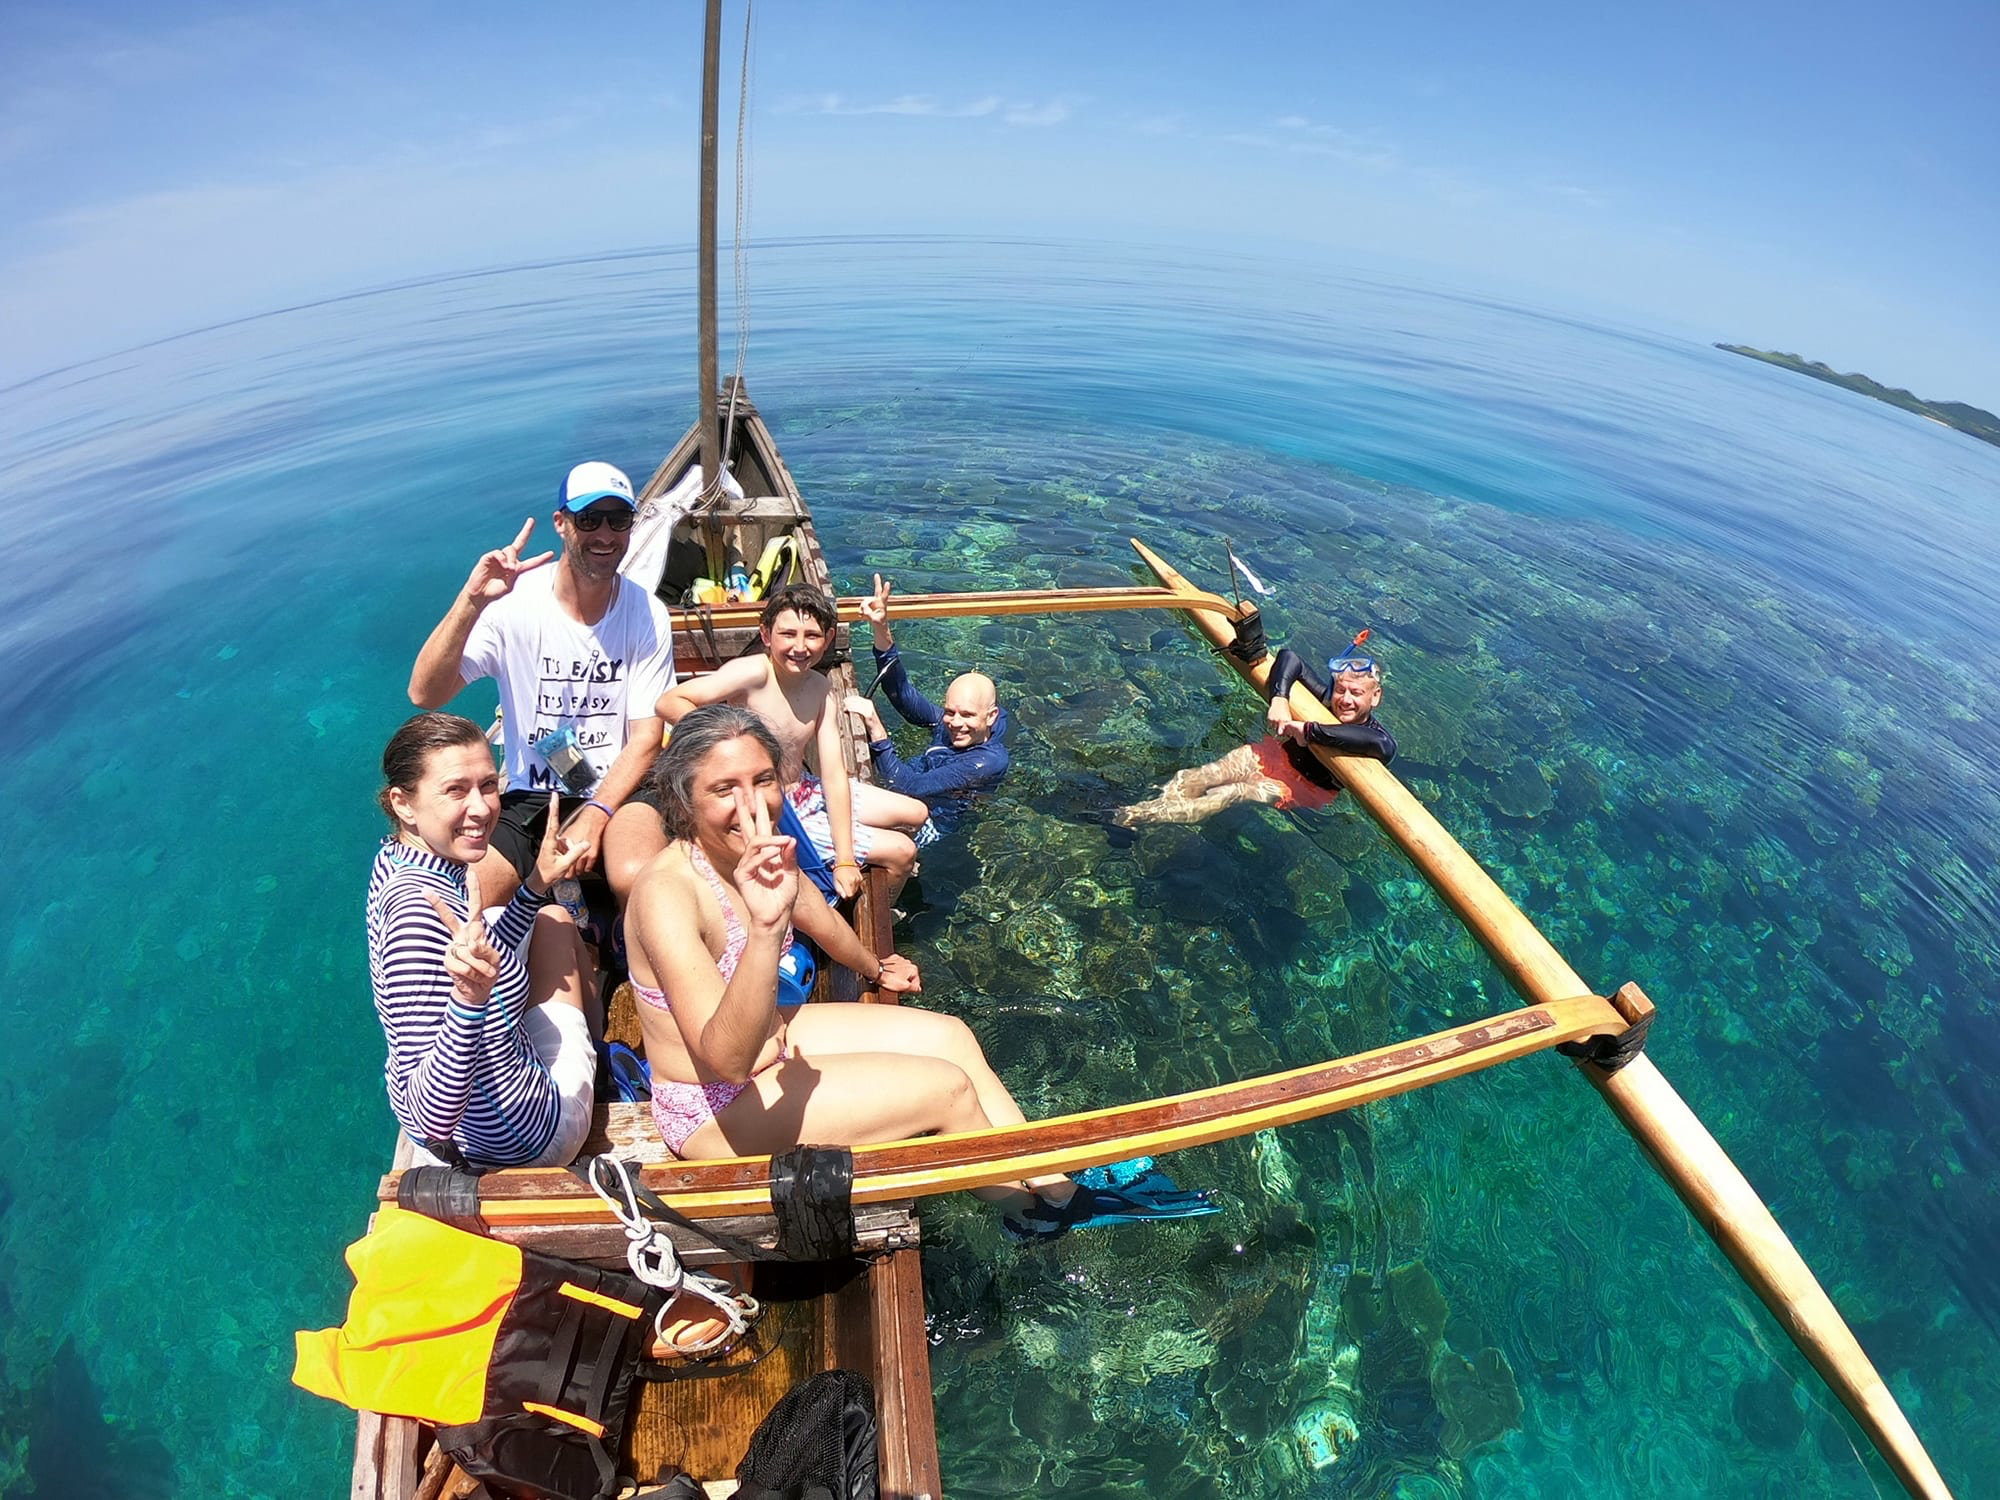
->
xmin=364 ymin=840 xmax=560 ymax=1166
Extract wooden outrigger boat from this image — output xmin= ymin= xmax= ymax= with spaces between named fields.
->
xmin=341 ymin=4 xmax=1959 ymax=1497
xmin=351 ymin=528 xmax=1960 ymax=1500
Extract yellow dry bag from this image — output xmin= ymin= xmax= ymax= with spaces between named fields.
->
xmin=743 ymin=533 xmax=801 ymax=601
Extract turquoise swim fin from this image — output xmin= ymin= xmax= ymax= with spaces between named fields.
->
xmin=1003 ymin=1163 xmax=1219 ymax=1243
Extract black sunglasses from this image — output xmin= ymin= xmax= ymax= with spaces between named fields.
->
xmin=568 ymin=507 xmax=635 ymax=533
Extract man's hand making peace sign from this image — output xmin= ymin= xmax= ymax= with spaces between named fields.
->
xmin=409 ymin=518 xmax=556 ymax=713
xmin=461 ymin=518 xmax=556 ymax=607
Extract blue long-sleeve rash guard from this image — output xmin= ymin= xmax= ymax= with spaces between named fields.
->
xmin=866 ymin=645 xmax=1010 ymax=836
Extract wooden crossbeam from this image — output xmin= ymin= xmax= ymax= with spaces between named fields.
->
xmin=381 ymin=992 xmax=1630 ymax=1222
xmin=666 ymin=583 xmax=1241 ymax=636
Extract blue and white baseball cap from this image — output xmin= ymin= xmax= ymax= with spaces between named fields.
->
xmin=557 ymin=460 xmax=636 ymax=513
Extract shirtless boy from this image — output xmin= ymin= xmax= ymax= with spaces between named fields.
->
xmin=605 ymin=584 xmax=923 ymax=902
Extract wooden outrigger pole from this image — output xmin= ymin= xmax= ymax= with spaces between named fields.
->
xmin=1128 ymin=538 xmax=1955 ymax=1500
xmin=388 ymin=990 xmax=1633 ymax=1221
xmin=662 ymin=581 xmax=1245 ymax=637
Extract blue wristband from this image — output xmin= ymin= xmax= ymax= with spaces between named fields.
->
xmin=583 ymin=799 xmax=615 ymax=820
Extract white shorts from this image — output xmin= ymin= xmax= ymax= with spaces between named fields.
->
xmin=458 ymin=903 xmax=593 ymax=1168
xmin=520 ymin=999 xmax=596 ymax=1168
xmin=786 ymin=770 xmax=879 ymax=866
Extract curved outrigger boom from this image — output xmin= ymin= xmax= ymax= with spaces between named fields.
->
xmin=1127 ymin=535 xmax=1955 ymax=1500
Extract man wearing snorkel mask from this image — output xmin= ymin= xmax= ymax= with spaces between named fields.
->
xmin=1115 ymin=633 xmax=1395 ymax=826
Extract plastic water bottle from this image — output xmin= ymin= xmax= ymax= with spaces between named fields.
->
xmin=553 ymin=878 xmax=587 ymax=925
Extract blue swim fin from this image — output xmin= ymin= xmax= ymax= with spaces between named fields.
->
xmin=1074 ymin=1156 xmax=1157 ymax=1192
xmin=1003 ymin=1165 xmax=1219 ymax=1243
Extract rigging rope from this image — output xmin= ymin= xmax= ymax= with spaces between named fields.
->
xmin=721 ymin=0 xmax=755 ymax=470
xmin=584 ymin=1156 xmax=761 ymax=1358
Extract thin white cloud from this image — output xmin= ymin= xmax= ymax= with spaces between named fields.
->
xmin=1004 ymin=101 xmax=1070 ymax=128
xmin=1536 ymin=182 xmax=1611 ymax=208
xmin=787 ymin=93 xmax=1002 ymax=119
xmin=1219 ymin=124 xmax=1396 ymax=171
xmin=1257 ymin=115 xmax=1398 ymax=170
xmin=783 ymin=92 xmax=1067 ymax=126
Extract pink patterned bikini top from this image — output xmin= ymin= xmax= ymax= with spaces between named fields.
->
xmin=633 ymin=844 xmax=792 ymax=1011
xmin=690 ymin=844 xmax=749 ymax=979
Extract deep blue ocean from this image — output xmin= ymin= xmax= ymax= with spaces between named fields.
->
xmin=3 ymin=238 xmax=1997 ymax=1499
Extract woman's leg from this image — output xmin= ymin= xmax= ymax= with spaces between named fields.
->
xmin=686 ymin=1051 xmax=1039 ymax=1210
xmin=527 ymin=904 xmax=597 ymax=1032
xmin=785 ymin=1003 xmax=1027 ymax=1128
xmin=785 ymin=1003 xmax=1066 ymax=1204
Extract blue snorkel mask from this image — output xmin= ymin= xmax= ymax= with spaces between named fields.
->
xmin=1328 ymin=629 xmax=1379 ymax=680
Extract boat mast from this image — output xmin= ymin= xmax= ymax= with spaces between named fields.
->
xmin=697 ymin=0 xmax=723 ymax=501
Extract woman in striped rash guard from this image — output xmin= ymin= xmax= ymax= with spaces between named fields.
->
xmin=366 ymin=711 xmax=597 ymax=1167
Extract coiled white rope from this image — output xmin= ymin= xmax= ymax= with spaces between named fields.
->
xmin=585 ymin=1156 xmax=761 ymax=1358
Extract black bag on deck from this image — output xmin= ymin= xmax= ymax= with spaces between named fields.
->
xmin=734 ymin=1368 xmax=879 ymax=1500
xmin=435 ymin=1245 xmax=667 ymax=1500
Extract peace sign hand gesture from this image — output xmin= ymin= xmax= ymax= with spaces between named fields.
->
xmin=531 ymin=790 xmax=593 ymax=892
xmin=424 ymin=863 xmax=503 ymax=1011
xmin=859 ymin=572 xmax=894 ymax=648
xmin=731 ymin=787 xmax=799 ymax=935
xmin=462 ymin=518 xmax=556 ymax=607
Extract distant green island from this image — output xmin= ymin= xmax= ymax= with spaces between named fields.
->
xmin=1716 ymin=344 xmax=2000 ymax=449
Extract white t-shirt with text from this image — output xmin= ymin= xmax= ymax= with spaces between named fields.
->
xmin=460 ymin=568 xmax=675 ymax=795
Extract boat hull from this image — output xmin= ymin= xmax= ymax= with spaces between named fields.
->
xmin=352 ymin=381 xmax=940 ymax=1500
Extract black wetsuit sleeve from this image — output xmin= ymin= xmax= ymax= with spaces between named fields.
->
xmin=1265 ymin=646 xmax=1326 ymax=706
xmin=1302 ymin=718 xmax=1396 ymax=763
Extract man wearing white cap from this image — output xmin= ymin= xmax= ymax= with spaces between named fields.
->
xmin=409 ymin=461 xmax=676 ymax=905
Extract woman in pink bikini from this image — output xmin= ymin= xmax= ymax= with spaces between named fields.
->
xmin=622 ymin=704 xmax=1080 ymax=1221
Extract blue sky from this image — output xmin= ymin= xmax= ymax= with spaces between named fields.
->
xmin=4 ymin=0 xmax=1996 ymax=406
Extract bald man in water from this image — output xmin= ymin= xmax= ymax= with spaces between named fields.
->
xmin=844 ymin=574 xmax=1012 ymax=846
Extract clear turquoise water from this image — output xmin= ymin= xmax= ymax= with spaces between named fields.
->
xmin=3 ymin=239 xmax=1997 ymax=1498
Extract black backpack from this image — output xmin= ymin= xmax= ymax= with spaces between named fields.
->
xmin=434 ymin=1244 xmax=668 ymax=1500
